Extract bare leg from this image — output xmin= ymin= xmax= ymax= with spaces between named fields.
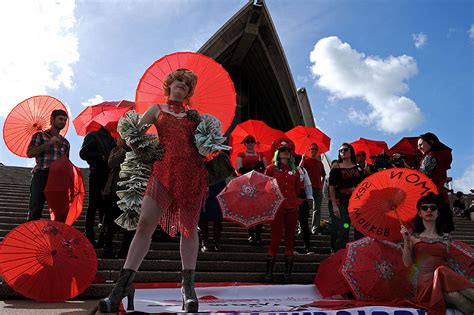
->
xmin=180 ymin=226 xmax=200 ymax=269
xmin=445 ymin=291 xmax=474 ymax=315
xmin=123 ymin=196 xmax=163 ymax=271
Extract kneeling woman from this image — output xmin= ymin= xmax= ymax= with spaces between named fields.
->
xmin=264 ymin=138 xmax=306 ymax=283
xmin=401 ymin=193 xmax=474 ymax=315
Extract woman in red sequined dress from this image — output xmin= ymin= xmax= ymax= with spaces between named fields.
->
xmin=401 ymin=193 xmax=474 ymax=315
xmin=98 ymin=69 xmax=207 ymax=313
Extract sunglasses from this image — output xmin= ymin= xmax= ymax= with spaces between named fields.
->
xmin=279 ymin=148 xmax=291 ymax=153
xmin=339 ymin=148 xmax=350 ymax=153
xmin=244 ymin=141 xmax=255 ymax=144
xmin=420 ymin=204 xmax=438 ymax=212
xmin=310 ymin=148 xmax=319 ymax=151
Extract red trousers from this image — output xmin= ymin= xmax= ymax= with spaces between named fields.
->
xmin=267 ymin=207 xmax=299 ymax=257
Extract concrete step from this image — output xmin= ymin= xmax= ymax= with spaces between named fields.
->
xmin=97 ymin=257 xmax=322 ymax=272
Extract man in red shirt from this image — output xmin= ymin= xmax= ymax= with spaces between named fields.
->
xmin=300 ymin=143 xmax=326 ymax=234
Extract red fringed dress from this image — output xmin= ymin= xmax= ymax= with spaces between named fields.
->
xmin=144 ymin=110 xmax=208 ymax=237
xmin=411 ymin=237 xmax=474 ymax=315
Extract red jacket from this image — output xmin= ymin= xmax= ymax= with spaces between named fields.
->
xmin=265 ymin=164 xmax=300 ymax=209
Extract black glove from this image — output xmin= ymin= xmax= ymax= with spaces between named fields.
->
xmin=255 ymin=161 xmax=265 ymax=171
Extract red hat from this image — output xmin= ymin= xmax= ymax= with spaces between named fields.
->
xmin=241 ymin=135 xmax=256 ymax=144
xmin=271 ymin=138 xmax=295 ymax=155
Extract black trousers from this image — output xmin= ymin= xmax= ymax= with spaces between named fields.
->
xmin=27 ymin=170 xmax=49 ymax=221
xmin=85 ymin=168 xmax=108 ymax=241
xmin=298 ymin=201 xmax=311 ymax=249
xmin=103 ymin=194 xmax=134 ymax=253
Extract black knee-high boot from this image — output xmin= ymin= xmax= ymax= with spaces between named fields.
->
xmin=284 ymin=256 xmax=293 ymax=284
xmin=264 ymin=256 xmax=275 ymax=282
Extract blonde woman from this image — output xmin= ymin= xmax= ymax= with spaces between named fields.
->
xmin=98 ymin=69 xmax=207 ymax=313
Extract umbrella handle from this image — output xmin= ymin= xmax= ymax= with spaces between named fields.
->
xmin=393 ymin=208 xmax=403 ymax=225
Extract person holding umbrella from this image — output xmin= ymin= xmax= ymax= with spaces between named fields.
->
xmin=417 ymin=132 xmax=454 ymax=232
xmin=97 ymin=69 xmax=209 ymax=313
xmin=329 ymin=143 xmax=365 ymax=250
xmin=236 ymin=135 xmax=268 ymax=246
xmin=401 ymin=193 xmax=474 ymax=315
xmin=80 ymin=126 xmax=116 ymax=247
xmin=26 ymin=109 xmax=70 ymax=221
xmin=264 ymin=138 xmax=309 ymax=283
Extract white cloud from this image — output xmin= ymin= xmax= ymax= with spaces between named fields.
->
xmin=412 ymin=33 xmax=428 ymax=48
xmin=447 ymin=28 xmax=456 ymax=38
xmin=0 ymin=0 xmax=79 ymax=117
xmin=454 ymin=164 xmax=474 ymax=194
xmin=296 ymin=75 xmax=309 ymax=85
xmin=309 ymin=36 xmax=423 ymax=133
xmin=468 ymin=24 xmax=474 ymax=39
xmin=81 ymin=95 xmax=104 ymax=107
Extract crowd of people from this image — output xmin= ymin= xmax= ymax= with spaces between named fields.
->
xmin=23 ymin=68 xmax=472 ymax=314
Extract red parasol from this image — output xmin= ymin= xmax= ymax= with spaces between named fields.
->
xmin=135 ymin=52 xmax=236 ymax=133
xmin=228 ymin=120 xmax=285 ymax=167
xmin=348 ymin=168 xmax=438 ymax=241
xmin=0 ymin=221 xmax=97 ymax=302
xmin=3 ymin=95 xmax=69 ymax=157
xmin=314 ymin=248 xmax=351 ymax=298
xmin=285 ymin=125 xmax=331 ymax=156
xmin=351 ymin=137 xmax=388 ymax=163
xmin=44 ymin=156 xmax=85 ymax=225
xmin=340 ymin=237 xmax=412 ymax=301
xmin=387 ymin=137 xmax=421 ymax=167
xmin=216 ymin=170 xmax=284 ymax=228
xmin=448 ymin=240 xmax=474 ymax=281
xmin=73 ymin=100 xmax=134 ymax=138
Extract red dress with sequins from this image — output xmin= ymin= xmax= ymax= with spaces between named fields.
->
xmin=144 ymin=109 xmax=207 ymax=237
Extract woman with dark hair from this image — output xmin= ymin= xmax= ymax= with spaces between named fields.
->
xmin=417 ymin=132 xmax=454 ymax=232
xmin=97 ymin=69 xmax=208 ymax=313
xmin=236 ymin=135 xmax=268 ymax=246
xmin=199 ymin=151 xmax=235 ymax=252
xmin=401 ymin=193 xmax=474 ymax=315
xmin=328 ymin=143 xmax=365 ymax=250
xmin=327 ymin=159 xmax=340 ymax=252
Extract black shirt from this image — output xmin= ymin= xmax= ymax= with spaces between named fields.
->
xmin=329 ymin=166 xmax=365 ymax=192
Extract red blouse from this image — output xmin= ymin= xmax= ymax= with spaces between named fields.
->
xmin=237 ymin=151 xmax=265 ymax=174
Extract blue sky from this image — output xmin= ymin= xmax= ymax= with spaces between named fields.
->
xmin=0 ymin=0 xmax=472 ymax=192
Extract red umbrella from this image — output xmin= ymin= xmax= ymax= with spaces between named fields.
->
xmin=351 ymin=137 xmax=388 ymax=163
xmin=73 ymin=100 xmax=134 ymax=138
xmin=314 ymin=248 xmax=351 ymax=298
xmin=228 ymin=120 xmax=285 ymax=167
xmin=448 ymin=240 xmax=474 ymax=281
xmin=0 ymin=221 xmax=97 ymax=302
xmin=216 ymin=170 xmax=284 ymax=228
xmin=348 ymin=168 xmax=438 ymax=241
xmin=340 ymin=237 xmax=412 ymax=301
xmin=45 ymin=156 xmax=85 ymax=225
xmin=387 ymin=137 xmax=421 ymax=167
xmin=135 ymin=52 xmax=236 ymax=133
xmin=285 ymin=125 xmax=331 ymax=156
xmin=3 ymin=95 xmax=69 ymax=157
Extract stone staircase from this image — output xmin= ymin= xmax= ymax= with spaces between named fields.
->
xmin=0 ymin=165 xmax=473 ymax=299
xmin=0 ymin=166 xmax=329 ymax=298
